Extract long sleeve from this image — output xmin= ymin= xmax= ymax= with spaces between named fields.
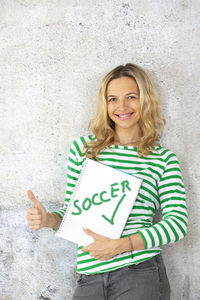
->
xmin=137 ymin=152 xmax=188 ymax=249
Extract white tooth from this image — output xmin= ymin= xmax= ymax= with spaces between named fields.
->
xmin=119 ymin=114 xmax=130 ymax=117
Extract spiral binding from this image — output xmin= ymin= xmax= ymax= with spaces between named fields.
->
xmin=57 ymin=158 xmax=89 ymax=235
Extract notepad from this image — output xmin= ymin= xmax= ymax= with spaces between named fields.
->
xmin=56 ymin=158 xmax=142 ymax=245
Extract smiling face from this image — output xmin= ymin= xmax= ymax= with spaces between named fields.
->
xmin=106 ymin=76 xmax=141 ymax=136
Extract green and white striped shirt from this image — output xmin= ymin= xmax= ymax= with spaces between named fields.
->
xmin=54 ymin=135 xmax=188 ymax=275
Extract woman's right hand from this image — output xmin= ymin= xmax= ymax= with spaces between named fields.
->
xmin=26 ymin=190 xmax=47 ymax=230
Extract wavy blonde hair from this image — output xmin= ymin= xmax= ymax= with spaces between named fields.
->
xmin=85 ymin=63 xmax=166 ymax=158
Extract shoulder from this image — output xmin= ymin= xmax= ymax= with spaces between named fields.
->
xmin=69 ymin=135 xmax=96 ymax=156
xmin=151 ymin=145 xmax=180 ymax=164
xmin=71 ymin=135 xmax=96 ymax=147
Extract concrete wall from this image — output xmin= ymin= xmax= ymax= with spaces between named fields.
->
xmin=0 ymin=0 xmax=199 ymax=299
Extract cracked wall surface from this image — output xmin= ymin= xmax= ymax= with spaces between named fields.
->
xmin=0 ymin=0 xmax=199 ymax=299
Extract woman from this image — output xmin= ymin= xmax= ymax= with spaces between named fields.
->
xmin=27 ymin=63 xmax=188 ymax=299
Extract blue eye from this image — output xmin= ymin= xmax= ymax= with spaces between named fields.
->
xmin=108 ymin=98 xmax=117 ymax=102
xmin=128 ymin=96 xmax=136 ymax=100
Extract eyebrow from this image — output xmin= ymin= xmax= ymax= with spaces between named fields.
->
xmin=107 ymin=92 xmax=139 ymax=97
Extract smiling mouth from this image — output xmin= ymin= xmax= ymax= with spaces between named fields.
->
xmin=115 ymin=112 xmax=134 ymax=120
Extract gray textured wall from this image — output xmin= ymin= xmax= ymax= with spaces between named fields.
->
xmin=0 ymin=0 xmax=199 ymax=299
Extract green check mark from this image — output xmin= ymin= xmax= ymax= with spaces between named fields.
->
xmin=101 ymin=193 xmax=126 ymax=225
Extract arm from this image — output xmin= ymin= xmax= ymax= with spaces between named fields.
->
xmin=82 ymin=229 xmax=145 ymax=261
xmin=117 ymin=233 xmax=145 ymax=252
xmin=137 ymin=152 xmax=188 ymax=249
xmin=46 ymin=213 xmax=62 ymax=231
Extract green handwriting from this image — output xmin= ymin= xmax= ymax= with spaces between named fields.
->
xmin=102 ymin=193 xmax=126 ymax=225
xmin=71 ymin=180 xmax=131 ymax=217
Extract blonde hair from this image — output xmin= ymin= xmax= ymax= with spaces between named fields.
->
xmin=85 ymin=63 xmax=166 ymax=158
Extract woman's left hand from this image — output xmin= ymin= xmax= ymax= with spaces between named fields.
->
xmin=81 ymin=227 xmax=119 ymax=261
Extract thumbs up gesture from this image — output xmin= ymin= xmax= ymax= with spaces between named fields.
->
xmin=26 ymin=190 xmax=47 ymax=230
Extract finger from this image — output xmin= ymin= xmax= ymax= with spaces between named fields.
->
xmin=83 ymin=227 xmax=100 ymax=239
xmin=82 ymin=246 xmax=89 ymax=253
xmin=26 ymin=214 xmax=41 ymax=222
xmin=82 ymin=241 xmax=96 ymax=252
xmin=29 ymin=224 xmax=41 ymax=231
xmin=89 ymin=252 xmax=103 ymax=260
xmin=27 ymin=190 xmax=40 ymax=208
xmin=27 ymin=207 xmax=40 ymax=215
xmin=27 ymin=214 xmax=41 ymax=220
xmin=98 ymin=257 xmax=105 ymax=261
xmin=28 ymin=220 xmax=42 ymax=226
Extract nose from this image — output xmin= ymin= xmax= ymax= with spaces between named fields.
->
xmin=118 ymin=98 xmax=126 ymax=111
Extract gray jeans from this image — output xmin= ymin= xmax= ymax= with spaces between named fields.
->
xmin=72 ymin=254 xmax=170 ymax=300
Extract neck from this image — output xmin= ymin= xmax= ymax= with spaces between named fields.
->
xmin=114 ymin=127 xmax=140 ymax=146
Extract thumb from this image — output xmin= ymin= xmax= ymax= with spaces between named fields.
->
xmin=83 ymin=227 xmax=100 ymax=239
xmin=27 ymin=190 xmax=41 ymax=208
